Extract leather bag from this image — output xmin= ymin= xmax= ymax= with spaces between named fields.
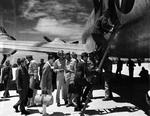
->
xmin=34 ymin=94 xmax=53 ymax=106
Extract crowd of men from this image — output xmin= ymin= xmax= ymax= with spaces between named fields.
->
xmin=0 ymin=51 xmax=104 ymax=115
xmin=0 ymin=50 xmax=149 ymax=115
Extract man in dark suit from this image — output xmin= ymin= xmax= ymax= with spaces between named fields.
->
xmin=13 ymin=58 xmax=30 ymax=115
xmin=40 ymin=54 xmax=55 ymax=115
xmin=39 ymin=58 xmax=45 ymax=81
xmin=127 ymin=58 xmax=136 ymax=78
xmin=116 ymin=57 xmax=123 ymax=77
xmin=1 ymin=60 xmax=13 ymax=98
xmin=40 ymin=55 xmax=54 ymax=93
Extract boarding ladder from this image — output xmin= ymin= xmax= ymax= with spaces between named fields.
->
xmin=80 ymin=23 xmax=121 ymax=116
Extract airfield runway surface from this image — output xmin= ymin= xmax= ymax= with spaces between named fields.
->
xmin=0 ymin=89 xmax=148 ymax=116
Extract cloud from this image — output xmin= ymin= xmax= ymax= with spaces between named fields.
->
xmin=18 ymin=0 xmax=92 ymax=41
xmin=23 ymin=12 xmax=47 ymax=20
xmin=22 ymin=0 xmax=39 ymax=18
xmin=20 ymin=0 xmax=89 ymax=23
xmin=19 ymin=29 xmax=40 ymax=34
xmin=34 ymin=17 xmax=84 ymax=40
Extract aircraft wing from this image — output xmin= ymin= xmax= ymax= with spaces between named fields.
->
xmin=110 ymin=12 xmax=150 ymax=58
xmin=0 ymin=40 xmax=86 ymax=55
xmin=111 ymin=0 xmax=150 ymax=58
xmin=115 ymin=0 xmax=150 ymax=25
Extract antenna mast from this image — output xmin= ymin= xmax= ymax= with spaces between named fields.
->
xmin=12 ymin=0 xmax=17 ymax=36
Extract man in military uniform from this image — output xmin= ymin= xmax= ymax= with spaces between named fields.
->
xmin=74 ymin=52 xmax=92 ymax=111
xmin=102 ymin=58 xmax=113 ymax=101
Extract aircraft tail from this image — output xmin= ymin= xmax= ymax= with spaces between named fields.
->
xmin=0 ymin=26 xmax=7 ymax=34
xmin=0 ymin=26 xmax=17 ymax=60
xmin=0 ymin=26 xmax=16 ymax=40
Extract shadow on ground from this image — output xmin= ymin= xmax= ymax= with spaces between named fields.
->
xmin=107 ymin=73 xmax=149 ymax=115
xmin=0 ymin=98 xmax=10 ymax=102
xmin=0 ymin=73 xmax=150 ymax=115
xmin=84 ymin=106 xmax=139 ymax=115
xmin=27 ymin=109 xmax=40 ymax=115
xmin=43 ymin=112 xmax=71 ymax=116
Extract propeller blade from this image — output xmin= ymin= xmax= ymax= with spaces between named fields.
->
xmin=43 ymin=36 xmax=52 ymax=42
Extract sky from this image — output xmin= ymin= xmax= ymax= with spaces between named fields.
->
xmin=0 ymin=0 xmax=93 ymax=63
xmin=1 ymin=0 xmax=150 ymax=63
xmin=0 ymin=0 xmax=93 ymax=41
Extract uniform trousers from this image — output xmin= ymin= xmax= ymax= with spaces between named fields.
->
xmin=56 ymin=72 xmax=67 ymax=104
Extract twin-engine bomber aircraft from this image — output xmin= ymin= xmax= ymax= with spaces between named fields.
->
xmin=0 ymin=0 xmax=150 ymax=62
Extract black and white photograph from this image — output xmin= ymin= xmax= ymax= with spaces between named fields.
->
xmin=0 ymin=0 xmax=150 ymax=116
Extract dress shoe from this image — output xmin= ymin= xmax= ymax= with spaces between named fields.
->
xmin=42 ymin=113 xmax=49 ymax=116
xmin=74 ymin=104 xmax=84 ymax=111
xmin=3 ymin=93 xmax=10 ymax=98
xmin=72 ymin=98 xmax=77 ymax=106
xmin=21 ymin=110 xmax=30 ymax=115
xmin=66 ymin=103 xmax=75 ymax=107
xmin=79 ymin=104 xmax=84 ymax=109
xmin=64 ymin=101 xmax=68 ymax=105
xmin=88 ymin=99 xmax=92 ymax=103
xmin=74 ymin=107 xmax=82 ymax=111
xmin=102 ymin=97 xmax=113 ymax=101
xmin=57 ymin=103 xmax=60 ymax=107
xmin=27 ymin=104 xmax=36 ymax=108
xmin=2 ymin=95 xmax=10 ymax=98
xmin=13 ymin=105 xmax=19 ymax=112
xmin=82 ymin=98 xmax=86 ymax=103
xmin=82 ymin=98 xmax=92 ymax=103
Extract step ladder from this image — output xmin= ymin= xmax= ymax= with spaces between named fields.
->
xmin=80 ymin=23 xmax=121 ymax=116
